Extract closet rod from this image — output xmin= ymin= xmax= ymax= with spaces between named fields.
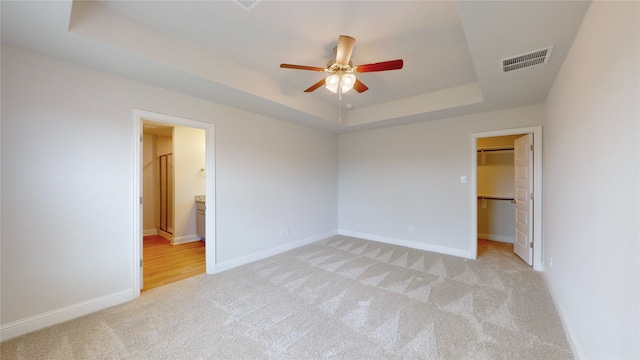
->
xmin=477 ymin=146 xmax=514 ymax=152
xmin=477 ymin=196 xmax=515 ymax=203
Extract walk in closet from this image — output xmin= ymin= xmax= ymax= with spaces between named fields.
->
xmin=476 ymin=135 xmax=522 ymax=243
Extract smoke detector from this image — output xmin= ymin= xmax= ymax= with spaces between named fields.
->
xmin=501 ymin=46 xmax=554 ymax=73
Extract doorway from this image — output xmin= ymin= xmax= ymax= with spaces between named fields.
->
xmin=132 ymin=110 xmax=215 ymax=298
xmin=470 ymin=126 xmax=543 ymax=271
xmin=141 ymin=120 xmax=206 ymax=291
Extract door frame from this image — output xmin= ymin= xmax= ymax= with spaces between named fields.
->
xmin=470 ymin=126 xmax=543 ymax=271
xmin=132 ymin=109 xmax=216 ymax=298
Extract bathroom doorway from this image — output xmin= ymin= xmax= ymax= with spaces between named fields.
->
xmin=132 ymin=110 xmax=215 ymax=297
xmin=141 ymin=120 xmax=206 ymax=291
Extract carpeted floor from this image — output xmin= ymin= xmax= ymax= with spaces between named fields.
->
xmin=0 ymin=236 xmax=572 ymax=359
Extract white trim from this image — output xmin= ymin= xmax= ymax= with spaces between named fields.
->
xmin=204 ymin=121 xmax=215 ymax=274
xmin=132 ymin=109 xmax=216 ymax=298
xmin=471 ymin=126 xmax=543 ymax=271
xmin=0 ymin=290 xmax=133 ymax=341
xmin=542 ymin=273 xmax=583 ymax=359
xmin=477 ymin=233 xmax=514 ymax=244
xmin=132 ymin=112 xmax=142 ymax=297
xmin=339 ymin=229 xmax=472 ymax=259
xmin=158 ymin=229 xmax=173 ymax=242
xmin=143 ymin=229 xmax=157 ymax=236
xmin=172 ymin=234 xmax=202 ymax=244
xmin=215 ymin=230 xmax=338 ymax=273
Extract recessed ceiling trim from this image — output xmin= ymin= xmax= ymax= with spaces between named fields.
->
xmin=501 ymin=46 xmax=554 ymax=73
xmin=232 ymin=0 xmax=262 ymax=12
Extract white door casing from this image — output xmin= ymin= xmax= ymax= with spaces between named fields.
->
xmin=513 ymin=134 xmax=534 ymax=265
xmin=140 ymin=134 xmax=144 ymax=289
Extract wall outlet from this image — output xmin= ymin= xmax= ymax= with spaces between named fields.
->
xmin=460 ymin=175 xmax=467 ymax=183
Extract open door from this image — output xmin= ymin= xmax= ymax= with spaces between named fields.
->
xmin=514 ymin=134 xmax=533 ymax=265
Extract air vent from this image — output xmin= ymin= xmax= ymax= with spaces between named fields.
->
xmin=501 ymin=46 xmax=553 ymax=73
xmin=233 ymin=0 xmax=261 ymax=12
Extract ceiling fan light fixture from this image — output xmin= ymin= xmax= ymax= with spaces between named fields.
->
xmin=325 ymin=74 xmax=339 ymax=93
xmin=280 ymin=35 xmax=402 ymax=95
xmin=340 ymin=73 xmax=356 ymax=93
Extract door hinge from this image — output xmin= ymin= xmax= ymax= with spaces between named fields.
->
xmin=140 ymin=259 xmax=143 ymax=267
xmin=530 ymin=242 xmax=533 ymax=249
xmin=530 ymin=144 xmax=534 ymax=151
xmin=530 ymin=193 xmax=534 ymax=200
xmin=140 ymin=135 xmax=143 ymax=142
xmin=140 ymin=196 xmax=143 ymax=205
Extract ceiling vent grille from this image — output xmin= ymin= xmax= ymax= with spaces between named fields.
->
xmin=501 ymin=46 xmax=553 ymax=73
xmin=233 ymin=0 xmax=261 ymax=12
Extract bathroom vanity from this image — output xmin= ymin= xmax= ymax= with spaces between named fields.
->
xmin=195 ymin=195 xmax=205 ymax=241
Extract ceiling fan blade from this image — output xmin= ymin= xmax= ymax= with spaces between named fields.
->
xmin=280 ymin=64 xmax=326 ymax=72
xmin=355 ymin=59 xmax=404 ymax=73
xmin=353 ymin=79 xmax=369 ymax=93
xmin=335 ymin=35 xmax=356 ymax=65
xmin=304 ymin=79 xmax=327 ymax=92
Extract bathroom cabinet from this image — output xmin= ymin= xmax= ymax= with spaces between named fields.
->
xmin=196 ymin=201 xmax=205 ymax=241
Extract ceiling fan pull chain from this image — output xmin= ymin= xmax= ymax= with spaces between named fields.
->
xmin=338 ymin=86 xmax=343 ymax=124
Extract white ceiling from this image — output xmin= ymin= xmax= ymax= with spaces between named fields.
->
xmin=1 ymin=0 xmax=591 ymax=133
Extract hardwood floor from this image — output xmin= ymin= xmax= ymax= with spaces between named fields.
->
xmin=142 ymin=235 xmax=205 ymax=292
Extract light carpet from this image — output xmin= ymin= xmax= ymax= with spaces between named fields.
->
xmin=1 ymin=236 xmax=572 ymax=359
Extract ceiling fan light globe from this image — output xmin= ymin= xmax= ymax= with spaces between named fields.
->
xmin=325 ymin=74 xmax=339 ymax=93
xmin=341 ymin=73 xmax=356 ymax=93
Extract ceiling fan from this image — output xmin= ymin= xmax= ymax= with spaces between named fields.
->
xmin=280 ymin=35 xmax=404 ymax=94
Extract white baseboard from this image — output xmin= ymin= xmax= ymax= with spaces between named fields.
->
xmin=172 ymin=234 xmax=201 ymax=245
xmin=542 ymin=273 xmax=583 ymax=359
xmin=338 ymin=229 xmax=472 ymax=259
xmin=0 ymin=289 xmax=134 ymax=341
xmin=143 ymin=229 xmax=157 ymax=236
xmin=158 ymin=230 xmax=173 ymax=242
xmin=477 ymin=233 xmax=514 ymax=244
xmin=215 ymin=230 xmax=338 ymax=273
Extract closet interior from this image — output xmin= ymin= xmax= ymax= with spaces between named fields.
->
xmin=476 ymin=135 xmax=523 ymax=244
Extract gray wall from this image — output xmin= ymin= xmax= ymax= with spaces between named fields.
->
xmin=542 ymin=1 xmax=639 ymax=358
xmin=338 ymin=105 xmax=544 ymax=255
xmin=1 ymin=45 xmax=338 ymax=329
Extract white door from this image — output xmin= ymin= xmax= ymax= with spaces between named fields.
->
xmin=514 ymin=134 xmax=533 ymax=265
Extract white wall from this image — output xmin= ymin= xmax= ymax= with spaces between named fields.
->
xmin=338 ymin=105 xmax=544 ymax=256
xmin=477 ymin=151 xmax=514 ymax=198
xmin=172 ymin=126 xmax=205 ymax=243
xmin=0 ymin=45 xmax=338 ymax=337
xmin=476 ymin=198 xmax=514 ymax=243
xmin=542 ymin=1 xmax=639 ymax=358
